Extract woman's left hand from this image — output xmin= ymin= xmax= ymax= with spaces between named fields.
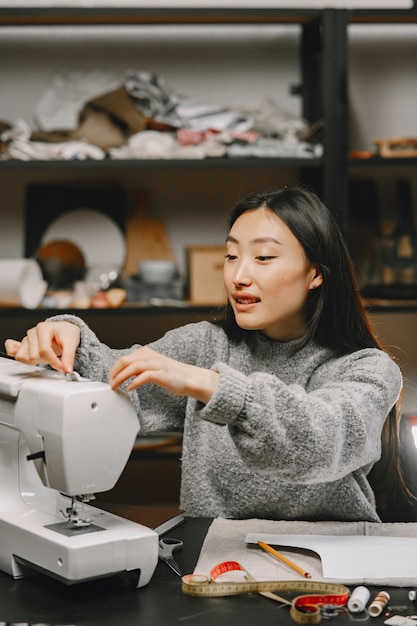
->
xmin=108 ymin=346 xmax=218 ymax=404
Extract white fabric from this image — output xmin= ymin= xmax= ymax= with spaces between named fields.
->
xmin=194 ymin=517 xmax=417 ymax=587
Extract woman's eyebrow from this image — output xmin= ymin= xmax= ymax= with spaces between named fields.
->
xmin=252 ymin=236 xmax=282 ymax=245
xmin=226 ymin=235 xmax=282 ymax=245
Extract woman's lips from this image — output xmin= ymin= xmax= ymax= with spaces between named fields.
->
xmin=233 ymin=293 xmax=260 ymax=309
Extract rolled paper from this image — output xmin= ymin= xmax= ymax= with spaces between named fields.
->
xmin=0 ymin=259 xmax=47 ymax=309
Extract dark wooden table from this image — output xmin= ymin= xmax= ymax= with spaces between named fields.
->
xmin=0 ymin=507 xmax=414 ymax=626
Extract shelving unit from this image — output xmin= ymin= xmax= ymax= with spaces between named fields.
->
xmin=1 ymin=5 xmax=417 ymax=430
xmin=1 ymin=5 xmax=417 ymax=300
xmin=2 ymin=5 xmax=417 ymax=226
xmin=348 ymin=5 xmax=417 ymax=166
xmin=2 ymin=6 xmax=417 ymax=511
xmin=0 ymin=5 xmax=349 ymax=228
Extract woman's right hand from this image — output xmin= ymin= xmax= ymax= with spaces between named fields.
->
xmin=4 ymin=321 xmax=81 ymax=374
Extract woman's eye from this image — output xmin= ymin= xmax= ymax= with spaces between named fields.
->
xmin=257 ymin=256 xmax=276 ymax=262
xmin=224 ymin=254 xmax=237 ymax=260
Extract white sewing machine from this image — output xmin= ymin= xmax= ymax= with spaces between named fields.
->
xmin=0 ymin=355 xmax=158 ymax=586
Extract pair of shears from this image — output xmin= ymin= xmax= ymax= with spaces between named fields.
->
xmin=158 ymin=537 xmax=183 ymax=576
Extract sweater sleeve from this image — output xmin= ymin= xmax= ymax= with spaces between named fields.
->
xmin=195 ymin=348 xmax=403 ymax=485
xmin=46 ymin=313 xmax=188 ymax=432
xmin=47 ymin=314 xmax=135 ymax=381
xmin=46 ymin=315 xmax=213 ymax=433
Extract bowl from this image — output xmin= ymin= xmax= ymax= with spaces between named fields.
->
xmin=140 ymin=260 xmax=178 ymax=285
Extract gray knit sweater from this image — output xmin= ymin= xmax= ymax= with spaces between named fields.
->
xmin=51 ymin=315 xmax=402 ymax=522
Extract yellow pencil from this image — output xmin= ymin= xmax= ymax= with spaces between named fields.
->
xmin=258 ymin=541 xmax=312 ymax=579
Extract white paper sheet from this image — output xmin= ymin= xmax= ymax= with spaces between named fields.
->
xmin=246 ymin=533 xmax=417 ymax=580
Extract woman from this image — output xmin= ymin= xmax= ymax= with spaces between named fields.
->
xmin=5 ymin=186 xmax=407 ymax=522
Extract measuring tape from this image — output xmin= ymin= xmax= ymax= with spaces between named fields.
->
xmin=182 ymin=561 xmax=349 ymax=625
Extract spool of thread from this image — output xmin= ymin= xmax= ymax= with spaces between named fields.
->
xmin=409 ymin=588 xmax=417 ymax=602
xmin=347 ymin=586 xmax=371 ymax=613
xmin=368 ymin=590 xmax=390 ymax=617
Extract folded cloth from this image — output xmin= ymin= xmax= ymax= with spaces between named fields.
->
xmin=109 ymin=129 xmax=227 ymax=160
xmin=73 ymin=85 xmax=148 ymax=149
xmin=227 ymin=136 xmax=323 ymax=159
xmin=34 ymin=69 xmax=121 ymax=131
xmin=7 ymin=138 xmax=105 ymax=161
xmin=1 ymin=119 xmax=105 ymax=161
xmin=194 ymin=517 xmax=417 ymax=587
xmin=125 ymin=69 xmax=254 ymax=133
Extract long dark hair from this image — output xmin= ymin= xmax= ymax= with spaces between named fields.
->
xmin=222 ymin=186 xmax=412 ymax=520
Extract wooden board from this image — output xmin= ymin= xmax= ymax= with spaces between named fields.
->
xmin=374 ymin=137 xmax=417 ymax=158
xmin=123 ymin=189 xmax=174 ymax=276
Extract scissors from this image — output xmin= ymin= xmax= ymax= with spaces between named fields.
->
xmin=158 ymin=538 xmax=183 ymax=576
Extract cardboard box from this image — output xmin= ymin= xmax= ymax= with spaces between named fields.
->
xmin=187 ymin=245 xmax=226 ymax=305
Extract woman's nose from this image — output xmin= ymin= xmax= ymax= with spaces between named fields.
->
xmin=232 ymin=262 xmax=252 ymax=286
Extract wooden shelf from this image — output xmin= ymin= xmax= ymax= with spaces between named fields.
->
xmin=0 ymin=6 xmax=415 ymax=26
xmin=349 ymin=156 xmax=417 ymax=168
xmin=0 ymin=156 xmax=323 ymax=170
xmin=350 ymin=7 xmax=417 ymax=24
xmin=0 ymin=304 xmax=224 ymax=350
xmin=0 ymin=7 xmax=320 ymax=27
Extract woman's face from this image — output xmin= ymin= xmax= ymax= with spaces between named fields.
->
xmin=224 ymin=207 xmax=322 ymax=341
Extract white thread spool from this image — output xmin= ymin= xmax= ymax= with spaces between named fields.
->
xmin=368 ymin=590 xmax=390 ymax=617
xmin=347 ymin=586 xmax=370 ymax=613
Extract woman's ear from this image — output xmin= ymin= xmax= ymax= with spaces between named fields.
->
xmin=309 ymin=266 xmax=323 ymax=290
